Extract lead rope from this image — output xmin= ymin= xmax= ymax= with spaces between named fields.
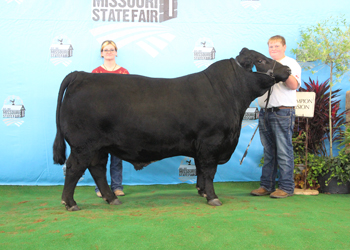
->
xmin=239 ymin=60 xmax=276 ymax=165
xmin=239 ymin=87 xmax=272 ymax=165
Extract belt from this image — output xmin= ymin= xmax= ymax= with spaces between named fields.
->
xmin=265 ymin=106 xmax=295 ymax=112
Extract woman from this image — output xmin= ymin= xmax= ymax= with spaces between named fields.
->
xmin=92 ymin=40 xmax=129 ymax=197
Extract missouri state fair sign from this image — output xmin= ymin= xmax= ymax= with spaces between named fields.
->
xmin=91 ymin=0 xmax=178 ymax=23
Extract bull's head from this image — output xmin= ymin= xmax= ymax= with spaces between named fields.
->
xmin=236 ymin=48 xmax=291 ymax=83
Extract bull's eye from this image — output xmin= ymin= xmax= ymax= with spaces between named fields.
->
xmin=258 ymin=59 xmax=263 ymax=63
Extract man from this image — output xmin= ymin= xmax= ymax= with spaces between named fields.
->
xmin=251 ymin=35 xmax=301 ymax=198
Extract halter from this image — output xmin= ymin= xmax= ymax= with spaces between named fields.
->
xmin=266 ymin=60 xmax=277 ymax=78
xmin=233 ymin=58 xmax=277 ymax=78
xmin=234 ymin=58 xmax=277 ymax=117
xmin=262 ymin=60 xmax=277 ymax=114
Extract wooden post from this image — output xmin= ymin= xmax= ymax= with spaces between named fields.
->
xmin=294 ymin=92 xmax=318 ymax=195
xmin=304 ymin=118 xmax=309 ymax=191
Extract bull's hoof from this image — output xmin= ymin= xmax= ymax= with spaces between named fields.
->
xmin=66 ymin=205 xmax=81 ymax=211
xmin=109 ymin=199 xmax=122 ymax=205
xmin=207 ymin=199 xmax=222 ymax=206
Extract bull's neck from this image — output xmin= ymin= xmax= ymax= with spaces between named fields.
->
xmin=231 ymin=70 xmax=275 ymax=118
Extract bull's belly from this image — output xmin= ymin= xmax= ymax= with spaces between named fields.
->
xmin=105 ymin=138 xmax=237 ymax=166
xmin=105 ymin=143 xmax=195 ymax=163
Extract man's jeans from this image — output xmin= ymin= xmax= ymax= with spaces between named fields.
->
xmin=95 ymin=155 xmax=123 ymax=193
xmin=259 ymin=108 xmax=295 ymax=194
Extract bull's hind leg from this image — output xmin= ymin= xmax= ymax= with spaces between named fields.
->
xmin=195 ymin=160 xmax=207 ymax=198
xmin=196 ymin=156 xmax=222 ymax=206
xmin=88 ymin=151 xmax=122 ymax=206
xmin=61 ymin=152 xmax=88 ymax=211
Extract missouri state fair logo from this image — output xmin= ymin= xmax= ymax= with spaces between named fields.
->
xmin=242 ymin=101 xmax=260 ymax=130
xmin=240 ymin=0 xmax=261 ymax=10
xmin=90 ymin=0 xmax=177 ymax=58
xmin=2 ymin=95 xmax=26 ymax=127
xmin=178 ymin=157 xmax=196 ymax=184
xmin=193 ymin=37 xmax=216 ymax=69
xmin=49 ymin=35 xmax=74 ymax=67
xmin=91 ymin=0 xmax=178 ymax=23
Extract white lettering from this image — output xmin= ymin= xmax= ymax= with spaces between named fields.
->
xmin=91 ymin=0 xmax=164 ymax=23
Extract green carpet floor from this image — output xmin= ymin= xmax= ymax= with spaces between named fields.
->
xmin=1 ymin=182 xmax=349 ymax=249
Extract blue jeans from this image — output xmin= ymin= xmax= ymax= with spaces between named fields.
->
xmin=95 ymin=155 xmax=123 ymax=193
xmin=259 ymin=108 xmax=295 ymax=194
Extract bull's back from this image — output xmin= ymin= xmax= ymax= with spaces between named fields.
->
xmin=60 ymin=72 xmax=233 ymax=162
xmin=62 ymin=72 xmax=223 ymax=128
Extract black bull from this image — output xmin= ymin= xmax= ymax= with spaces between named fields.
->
xmin=53 ymin=48 xmax=291 ymax=211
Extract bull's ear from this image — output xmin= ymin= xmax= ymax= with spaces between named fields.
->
xmin=239 ymin=48 xmax=249 ymax=55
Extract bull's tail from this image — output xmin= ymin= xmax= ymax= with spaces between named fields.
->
xmin=53 ymin=72 xmax=79 ymax=165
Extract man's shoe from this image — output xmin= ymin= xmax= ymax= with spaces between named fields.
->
xmin=270 ymin=189 xmax=293 ymax=198
xmin=96 ymin=191 xmax=102 ymax=198
xmin=250 ymin=187 xmax=272 ymax=196
xmin=114 ymin=189 xmax=125 ymax=196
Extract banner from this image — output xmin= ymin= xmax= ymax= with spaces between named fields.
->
xmin=1 ymin=0 xmax=349 ymax=186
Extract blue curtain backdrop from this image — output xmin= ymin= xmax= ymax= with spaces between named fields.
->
xmin=1 ymin=0 xmax=349 ymax=186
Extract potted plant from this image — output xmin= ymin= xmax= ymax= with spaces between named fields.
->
xmin=297 ymin=125 xmax=350 ymax=194
xmin=295 ymin=149 xmax=350 ymax=194
xmin=294 ymin=78 xmax=347 ymax=156
xmin=318 ymin=124 xmax=350 ymax=193
xmin=316 ymin=146 xmax=350 ymax=194
xmin=293 ymin=78 xmax=348 ymax=191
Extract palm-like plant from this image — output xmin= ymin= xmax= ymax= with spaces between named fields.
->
xmin=294 ymin=78 xmax=346 ymax=155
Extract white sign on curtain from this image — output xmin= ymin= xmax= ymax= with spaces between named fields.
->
xmin=295 ymin=92 xmax=316 ymax=118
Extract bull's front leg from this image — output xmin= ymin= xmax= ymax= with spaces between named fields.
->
xmin=196 ymin=157 xmax=222 ymax=206
xmin=203 ymin=166 xmax=222 ymax=206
